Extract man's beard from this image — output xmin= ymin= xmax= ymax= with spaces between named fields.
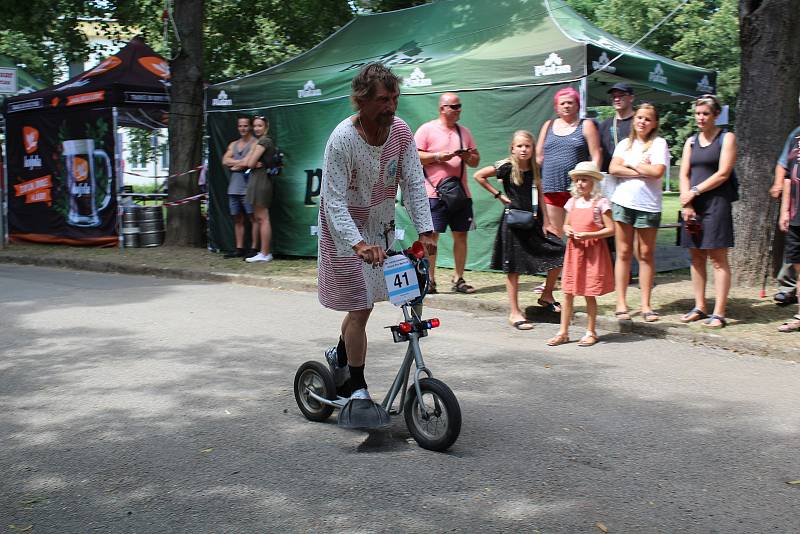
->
xmin=376 ymin=112 xmax=394 ymax=127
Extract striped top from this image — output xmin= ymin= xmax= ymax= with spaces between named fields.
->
xmin=318 ymin=116 xmax=433 ymax=311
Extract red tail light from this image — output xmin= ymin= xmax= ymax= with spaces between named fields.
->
xmin=408 ymin=241 xmax=425 ymax=259
xmin=427 ymin=318 xmax=440 ymax=328
xmin=398 ymin=322 xmax=413 ymax=334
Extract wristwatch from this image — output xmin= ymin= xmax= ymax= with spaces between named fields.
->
xmin=494 ymin=191 xmax=501 ymax=199
xmin=690 ymin=186 xmax=700 ymax=196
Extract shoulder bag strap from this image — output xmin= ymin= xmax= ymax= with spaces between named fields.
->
xmin=456 ymin=124 xmax=465 ymax=181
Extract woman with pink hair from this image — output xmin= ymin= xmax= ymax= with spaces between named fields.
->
xmin=534 ymin=87 xmax=601 ymax=312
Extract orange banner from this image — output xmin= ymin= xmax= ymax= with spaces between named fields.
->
xmin=25 ymin=189 xmax=51 ymax=204
xmin=66 ymin=90 xmax=105 ymax=106
xmin=14 ymin=175 xmax=52 ymax=196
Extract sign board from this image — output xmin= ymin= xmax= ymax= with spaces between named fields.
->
xmin=0 ymin=67 xmax=18 ymax=94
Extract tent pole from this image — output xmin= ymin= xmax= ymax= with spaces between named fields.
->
xmin=113 ymin=106 xmax=123 ymax=250
xmin=0 ymin=138 xmax=7 ymax=247
xmin=579 ymin=77 xmax=587 ymax=119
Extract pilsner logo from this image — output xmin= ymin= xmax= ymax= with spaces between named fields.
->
xmin=534 ymin=53 xmax=572 ymax=77
xmin=648 ymin=63 xmax=668 ymax=84
xmin=592 ymin=51 xmax=616 ymax=73
xmin=297 ymin=80 xmax=322 ymax=98
xmin=212 ymin=90 xmax=233 ymax=106
xmin=341 ymin=41 xmax=433 ymax=72
xmin=696 ymin=75 xmax=714 ymax=93
xmin=403 ymin=67 xmax=432 ymax=87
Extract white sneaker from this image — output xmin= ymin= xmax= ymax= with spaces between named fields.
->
xmin=350 ymin=388 xmax=371 ymax=400
xmin=245 ymin=252 xmax=273 ymax=263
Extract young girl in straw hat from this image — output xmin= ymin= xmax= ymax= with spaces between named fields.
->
xmin=547 ymin=161 xmax=615 ymax=347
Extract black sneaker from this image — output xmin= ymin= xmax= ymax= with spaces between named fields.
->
xmin=242 ymin=248 xmax=259 ymax=260
xmin=223 ymin=248 xmax=245 ymax=259
xmin=324 ymin=347 xmax=351 ymax=395
xmin=774 ymin=291 xmax=798 ymax=306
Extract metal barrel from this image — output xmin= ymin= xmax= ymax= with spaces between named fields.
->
xmin=121 ymin=206 xmax=141 ymax=247
xmin=136 ymin=206 xmax=165 ymax=247
xmin=121 ymin=226 xmax=140 ymax=248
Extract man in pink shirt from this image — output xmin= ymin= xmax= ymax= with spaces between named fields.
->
xmin=415 ymin=92 xmax=481 ymax=294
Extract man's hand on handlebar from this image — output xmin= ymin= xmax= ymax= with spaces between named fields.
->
xmin=353 ymin=241 xmax=387 ymax=266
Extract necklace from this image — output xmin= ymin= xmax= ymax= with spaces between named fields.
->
xmin=358 ymin=115 xmax=384 ymax=146
xmin=560 ymin=117 xmax=580 ymax=128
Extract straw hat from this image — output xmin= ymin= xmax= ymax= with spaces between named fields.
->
xmin=568 ymin=161 xmax=604 ymax=181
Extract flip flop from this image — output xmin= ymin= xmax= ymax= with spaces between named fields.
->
xmin=546 ymin=333 xmax=569 ymax=346
xmin=537 ymin=298 xmax=562 ymax=313
xmin=428 ymin=280 xmax=438 ymax=294
xmin=778 ymin=314 xmax=800 ymax=332
xmin=510 ymin=319 xmax=535 ymax=331
xmin=702 ymin=314 xmax=727 ymax=329
xmin=578 ymin=333 xmax=599 ymax=347
xmin=680 ymin=307 xmax=708 ymax=323
xmin=614 ymin=310 xmax=631 ymax=321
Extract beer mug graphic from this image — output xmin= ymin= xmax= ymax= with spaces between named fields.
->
xmin=62 ymin=139 xmax=113 ymax=227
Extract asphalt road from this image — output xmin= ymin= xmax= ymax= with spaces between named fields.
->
xmin=1 ymin=264 xmax=799 ymax=533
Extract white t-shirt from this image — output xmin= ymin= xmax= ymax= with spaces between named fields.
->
xmin=610 ymin=136 xmax=670 ymax=213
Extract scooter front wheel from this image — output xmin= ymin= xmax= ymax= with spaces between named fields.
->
xmin=294 ymin=361 xmax=336 ymax=422
xmin=404 ymin=378 xmax=461 ymax=452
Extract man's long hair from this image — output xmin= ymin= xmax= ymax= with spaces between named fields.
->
xmin=350 ymin=63 xmax=401 ymax=110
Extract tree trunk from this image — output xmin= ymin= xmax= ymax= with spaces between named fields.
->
xmin=165 ymin=0 xmax=205 ymax=246
xmin=733 ymin=0 xmax=800 ymax=285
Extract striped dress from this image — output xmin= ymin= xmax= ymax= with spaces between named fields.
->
xmin=318 ymin=116 xmax=433 ymax=311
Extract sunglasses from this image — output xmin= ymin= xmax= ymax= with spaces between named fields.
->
xmin=443 ymin=104 xmax=462 ymax=110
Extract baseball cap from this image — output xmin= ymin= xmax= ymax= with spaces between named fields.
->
xmin=607 ymin=83 xmax=634 ymax=95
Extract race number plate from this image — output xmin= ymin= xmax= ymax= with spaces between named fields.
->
xmin=383 ymin=254 xmax=420 ymax=306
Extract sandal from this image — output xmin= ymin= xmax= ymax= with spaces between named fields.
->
xmin=702 ymin=314 xmax=727 ymax=329
xmin=428 ymin=280 xmax=438 ymax=294
xmin=778 ymin=314 xmax=800 ymax=332
xmin=509 ymin=319 xmax=535 ymax=331
xmin=452 ymin=277 xmax=476 ymax=294
xmin=643 ymin=310 xmax=661 ymax=323
xmin=680 ymin=307 xmax=708 ymax=323
xmin=546 ymin=333 xmax=569 ymax=346
xmin=578 ymin=332 xmax=599 ymax=347
xmin=614 ymin=310 xmax=631 ymax=321
xmin=537 ymin=298 xmax=562 ymax=313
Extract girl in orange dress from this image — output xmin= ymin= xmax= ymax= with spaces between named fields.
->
xmin=547 ymin=161 xmax=615 ymax=347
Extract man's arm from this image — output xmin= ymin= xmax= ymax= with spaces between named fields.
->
xmin=401 ymin=140 xmax=435 ymax=254
xmin=321 ymin=134 xmax=364 ymax=254
xmin=773 ymin=164 xmax=787 ymax=199
xmin=222 ymin=142 xmax=237 ymax=168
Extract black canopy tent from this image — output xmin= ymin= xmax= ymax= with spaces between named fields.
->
xmin=2 ymin=37 xmax=170 ymax=245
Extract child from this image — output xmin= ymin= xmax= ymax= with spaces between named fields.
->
xmin=474 ymin=130 xmax=565 ymax=330
xmin=547 ymin=161 xmax=615 ymax=346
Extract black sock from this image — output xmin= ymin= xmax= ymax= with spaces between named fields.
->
xmin=336 ymin=337 xmax=348 ymax=367
xmin=348 ymin=364 xmax=367 ymax=391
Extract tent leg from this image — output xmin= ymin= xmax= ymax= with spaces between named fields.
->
xmin=1 ymin=140 xmax=8 ymax=247
xmin=113 ymin=106 xmax=123 ymax=251
xmin=579 ymin=77 xmax=587 ymax=119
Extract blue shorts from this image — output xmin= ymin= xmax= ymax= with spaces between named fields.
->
xmin=229 ymin=194 xmax=253 ymax=216
xmin=429 ymin=198 xmax=474 ymax=233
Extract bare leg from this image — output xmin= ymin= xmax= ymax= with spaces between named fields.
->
xmin=544 ymin=204 xmax=566 ymax=238
xmin=341 ymin=308 xmax=373 ymax=367
xmin=233 ymin=213 xmax=245 ymax=249
xmin=250 ymin=213 xmax=259 ymax=250
xmin=585 ymin=296 xmax=598 ymax=335
xmin=540 ymin=267 xmax=562 ymax=306
xmin=636 ymin=227 xmax=659 ymax=313
xmin=548 ymin=293 xmax=573 ymax=345
xmin=614 ymin=222 xmax=635 ymax=313
xmin=505 ymin=273 xmax=525 ymax=322
xmin=451 ymin=231 xmax=469 ymax=281
xmin=427 ymin=232 xmax=441 ymax=287
xmin=257 ymin=206 xmax=272 ymax=255
xmin=708 ymin=248 xmax=731 ymax=318
xmin=689 ymin=248 xmax=708 ymax=311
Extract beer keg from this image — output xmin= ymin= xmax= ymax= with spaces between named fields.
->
xmin=137 ymin=205 xmax=165 ymax=247
xmin=122 ymin=206 xmax=141 ymax=248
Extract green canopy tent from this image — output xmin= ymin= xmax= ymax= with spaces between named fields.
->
xmin=206 ymin=0 xmax=716 ymax=269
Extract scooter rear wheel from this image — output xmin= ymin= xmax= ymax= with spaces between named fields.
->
xmin=294 ymin=361 xmax=336 ymax=422
xmin=404 ymin=378 xmax=461 ymax=452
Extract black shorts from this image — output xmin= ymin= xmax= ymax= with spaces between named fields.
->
xmin=429 ymin=198 xmax=474 ymax=233
xmin=785 ymin=225 xmax=800 ymax=264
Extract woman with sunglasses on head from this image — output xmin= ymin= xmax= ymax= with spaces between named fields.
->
xmin=609 ymin=103 xmax=670 ymax=322
xmin=535 ymin=87 xmax=601 ymax=312
xmin=244 ymin=115 xmax=277 ymax=262
xmin=677 ymin=95 xmax=737 ymax=328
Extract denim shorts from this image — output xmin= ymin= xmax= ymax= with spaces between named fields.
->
xmin=229 ymin=194 xmax=253 ymax=215
xmin=429 ymin=198 xmax=474 ymax=233
xmin=612 ymin=203 xmax=661 ymax=229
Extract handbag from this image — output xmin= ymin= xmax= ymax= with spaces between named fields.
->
xmin=504 ymin=208 xmax=536 ymax=230
xmin=425 ymin=125 xmax=470 ymax=213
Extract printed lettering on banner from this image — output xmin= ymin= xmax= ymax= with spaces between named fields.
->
xmin=534 ymin=53 xmax=572 ymax=77
xmin=403 ymin=67 xmax=432 ymax=87
xmin=696 ymin=75 xmax=714 ymax=94
xmin=212 ymin=90 xmax=232 ymax=106
xmin=592 ymin=52 xmax=616 ymax=73
xmin=297 ymin=80 xmax=322 ymax=98
xmin=384 ymin=254 xmax=420 ymax=306
xmin=648 ymin=63 xmax=668 ymax=85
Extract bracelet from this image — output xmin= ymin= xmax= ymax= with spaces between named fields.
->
xmin=493 ymin=191 xmax=501 ymax=199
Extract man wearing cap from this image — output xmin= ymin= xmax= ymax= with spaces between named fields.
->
xmin=599 ymin=83 xmax=635 ymax=172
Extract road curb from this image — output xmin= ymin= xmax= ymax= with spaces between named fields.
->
xmin=1 ymin=253 xmax=796 ymax=361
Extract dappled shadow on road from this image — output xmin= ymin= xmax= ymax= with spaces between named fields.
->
xmin=2 ymin=288 xmax=799 ymax=532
